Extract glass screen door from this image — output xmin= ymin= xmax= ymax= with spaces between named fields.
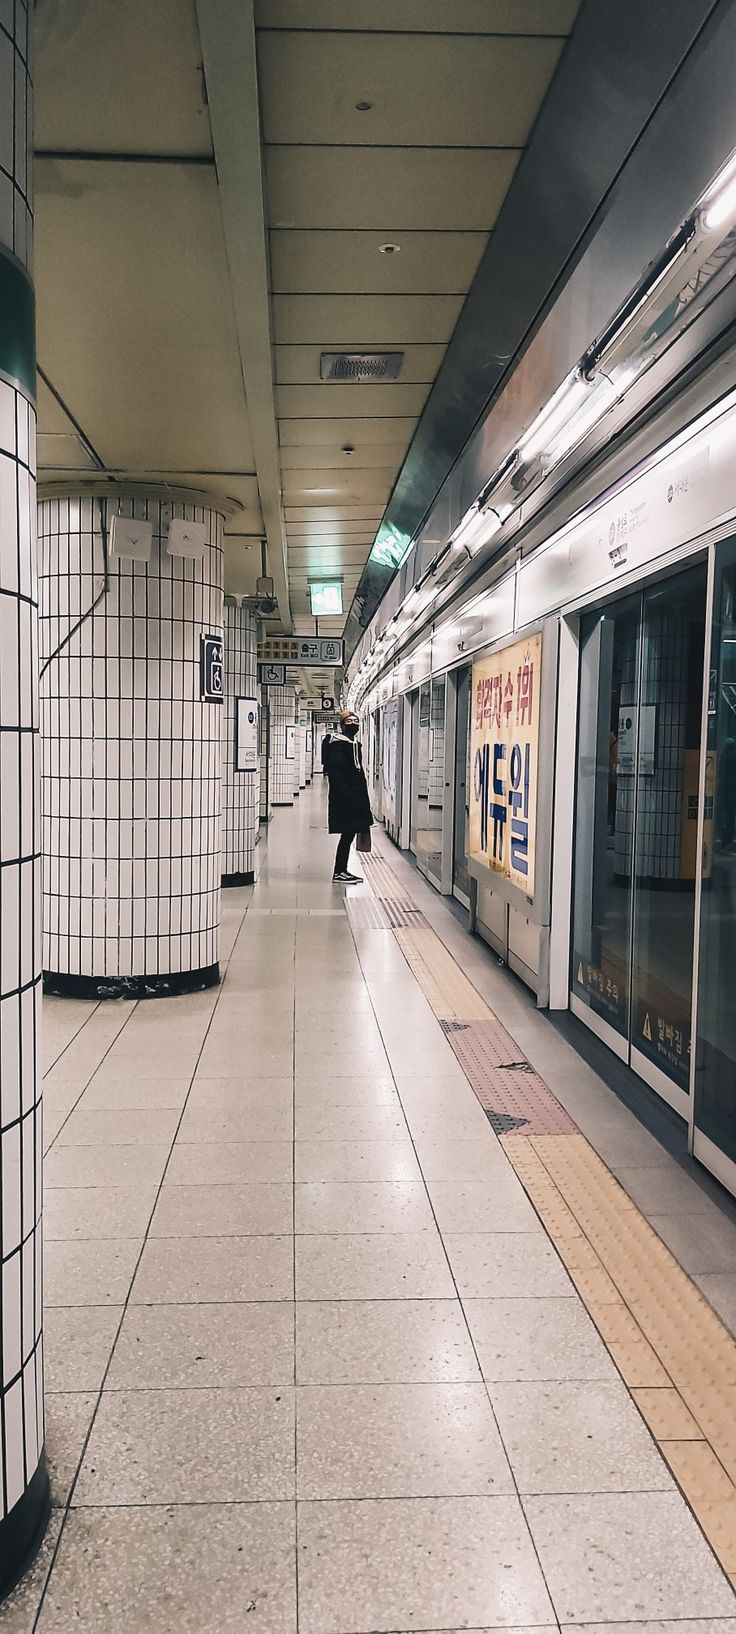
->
xmin=571 ymin=560 xmax=707 ymax=1114
xmin=693 ymin=537 xmax=736 ymax=1188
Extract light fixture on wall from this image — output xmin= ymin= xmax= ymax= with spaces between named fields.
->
xmin=109 ymin=515 xmax=153 ymax=562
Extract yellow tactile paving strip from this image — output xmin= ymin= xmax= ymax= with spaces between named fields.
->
xmin=363 ymin=849 xmax=736 ymax=1588
xmin=394 ymin=923 xmax=492 ymax=1021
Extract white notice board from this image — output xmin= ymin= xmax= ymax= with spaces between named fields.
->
xmin=235 ymin=697 xmax=259 ymax=772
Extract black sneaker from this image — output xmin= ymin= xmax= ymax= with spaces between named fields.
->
xmin=332 ymin=870 xmax=362 ymax=883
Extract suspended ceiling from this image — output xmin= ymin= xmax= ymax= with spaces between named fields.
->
xmin=32 ymin=0 xmax=580 ymax=689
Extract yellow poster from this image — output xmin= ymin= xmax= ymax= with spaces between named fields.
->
xmin=469 ymin=633 xmax=542 ymax=896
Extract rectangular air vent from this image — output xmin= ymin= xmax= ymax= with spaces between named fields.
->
xmin=320 ymin=351 xmax=404 ymax=382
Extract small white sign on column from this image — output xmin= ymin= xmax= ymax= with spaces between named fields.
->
xmin=236 ymin=697 xmax=259 ymax=772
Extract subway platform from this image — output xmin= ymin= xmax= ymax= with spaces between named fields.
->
xmin=7 ymin=784 xmax=736 ymax=1632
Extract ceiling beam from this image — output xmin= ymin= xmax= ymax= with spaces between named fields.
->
xmin=194 ymin=0 xmax=291 ymax=630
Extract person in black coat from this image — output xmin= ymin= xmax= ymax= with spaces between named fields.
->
xmin=320 ymin=729 xmax=332 ymax=776
xmin=325 ymin=711 xmax=374 ymax=882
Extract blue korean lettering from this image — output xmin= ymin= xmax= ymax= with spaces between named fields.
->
xmin=508 ymin=742 xmax=530 ymax=874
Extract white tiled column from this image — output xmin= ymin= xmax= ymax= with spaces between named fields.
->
xmin=298 ymin=710 xmax=308 ymax=790
xmin=0 ymin=0 xmax=49 ymax=1594
xmin=259 ymin=685 xmax=271 ymax=823
xmin=306 ymin=717 xmax=314 ymax=783
xmin=269 ymin=685 xmax=297 ymax=806
xmin=221 ymin=600 xmax=259 ymax=886
xmin=38 ymin=492 xmax=224 ymax=999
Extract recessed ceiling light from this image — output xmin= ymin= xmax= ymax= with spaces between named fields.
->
xmin=379 ymin=242 xmax=401 ymax=256
xmin=355 ymin=100 xmax=372 ymax=111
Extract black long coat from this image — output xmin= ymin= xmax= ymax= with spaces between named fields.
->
xmin=325 ymin=734 xmax=374 ymax=834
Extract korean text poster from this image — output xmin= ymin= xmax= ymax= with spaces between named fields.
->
xmin=469 ymin=633 xmax=541 ymax=896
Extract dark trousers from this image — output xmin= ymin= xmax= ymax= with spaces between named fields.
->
xmin=334 ymin=830 xmax=356 ymax=874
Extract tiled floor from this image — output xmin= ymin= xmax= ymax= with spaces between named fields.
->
xmin=5 ymin=784 xmax=736 ymax=1632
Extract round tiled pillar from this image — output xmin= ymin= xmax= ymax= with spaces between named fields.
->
xmin=0 ymin=0 xmax=50 ymax=1597
xmin=38 ymin=490 xmax=225 ymax=998
xmin=221 ymin=600 xmax=259 ymax=886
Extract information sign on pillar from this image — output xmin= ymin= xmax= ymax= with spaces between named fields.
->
xmin=235 ymin=697 xmax=259 ymax=771
xmin=201 ymin=633 xmax=224 ymax=701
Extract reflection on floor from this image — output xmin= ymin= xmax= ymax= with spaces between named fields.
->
xmin=5 ymin=785 xmax=736 ymax=1631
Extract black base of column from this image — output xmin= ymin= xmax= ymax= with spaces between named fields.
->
xmin=0 ymin=1454 xmax=51 ymax=1605
xmin=222 ymin=871 xmax=255 ymax=887
xmin=43 ymin=964 xmax=220 ymax=1001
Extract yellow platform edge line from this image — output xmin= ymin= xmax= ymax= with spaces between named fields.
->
xmin=502 ymin=1132 xmax=736 ymax=1583
xmin=363 ymin=848 xmax=736 ymax=1589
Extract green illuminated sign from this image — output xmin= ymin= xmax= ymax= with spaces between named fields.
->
xmin=309 ymin=581 xmax=343 ymax=616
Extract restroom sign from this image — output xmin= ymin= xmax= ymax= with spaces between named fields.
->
xmin=469 ymin=633 xmax=541 ymax=895
xmin=200 ymin=634 xmax=224 ymax=702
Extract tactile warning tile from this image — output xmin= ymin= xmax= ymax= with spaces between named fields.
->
xmin=501 ymin=1129 xmax=736 ymax=1582
xmin=444 ymin=1021 xmax=577 ymax=1135
xmin=357 ymin=853 xmax=426 ymax=927
xmin=361 ymin=852 xmax=417 ymax=912
xmin=394 ymin=924 xmax=491 ymax=1021
xmin=345 ymin=894 xmax=425 ymax=931
xmin=356 ymin=840 xmax=736 ymax=1586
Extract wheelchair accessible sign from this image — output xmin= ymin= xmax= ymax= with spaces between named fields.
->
xmin=200 ymin=633 xmax=224 ymax=702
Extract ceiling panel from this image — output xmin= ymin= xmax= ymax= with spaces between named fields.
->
xmin=35 ymin=160 xmax=258 ymax=477
xmin=288 ymin=540 xmax=374 ymax=558
xmin=36 ymin=0 xmax=212 ymax=156
xmin=270 ymin=229 xmax=486 ymax=295
xmin=279 ymin=441 xmax=414 ymax=469
xmin=279 ymin=416 xmax=416 ymax=448
xmin=256 ymin=0 xmax=579 ymax=32
xmin=282 ymin=469 xmax=395 ymax=502
xmin=286 ymin=524 xmax=378 ymax=541
xmin=272 ymin=294 xmax=464 ymax=345
xmin=37 ymin=434 xmax=97 ymax=471
xmin=36 ymin=375 xmax=76 ymax=435
xmin=285 ymin=506 xmax=384 ymax=523
xmin=274 ymin=344 xmax=444 ymax=386
xmin=223 ymin=544 xmax=262 ymax=598
xmin=277 ymin=384 xmax=429 ymax=419
xmin=257 ymin=33 xmax=565 ymax=148
xmin=265 ymin=147 xmax=519 ymax=232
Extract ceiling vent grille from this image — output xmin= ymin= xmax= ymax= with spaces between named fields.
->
xmin=320 ymin=351 xmax=404 ymax=382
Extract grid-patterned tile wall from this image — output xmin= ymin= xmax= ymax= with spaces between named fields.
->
xmin=221 ymin=602 xmax=258 ymax=884
xmin=269 ymin=685 xmax=296 ymax=806
xmin=259 ymin=686 xmax=270 ymax=823
xmin=38 ymin=496 xmax=224 ymax=988
xmin=0 ymin=0 xmax=31 ymax=266
xmin=0 ymin=0 xmax=46 ymax=1579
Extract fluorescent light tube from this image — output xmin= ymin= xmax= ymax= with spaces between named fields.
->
xmin=518 ymin=371 xmax=591 ymax=462
xmin=700 ymin=151 xmax=736 ymax=234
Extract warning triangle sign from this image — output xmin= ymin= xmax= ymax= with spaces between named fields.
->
xmin=642 ymin=1012 xmax=652 ymax=1042
xmin=577 ymin=962 xmax=584 ymax=985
